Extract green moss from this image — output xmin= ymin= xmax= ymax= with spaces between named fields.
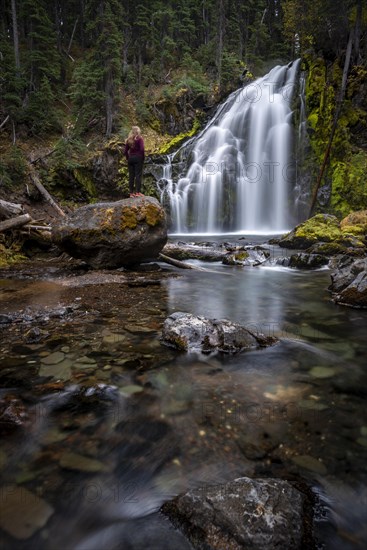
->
xmin=234 ymin=251 xmax=249 ymax=261
xmin=120 ymin=207 xmax=138 ymax=230
xmin=159 ymin=118 xmax=201 ymax=154
xmin=144 ymin=203 xmax=164 ymax=226
xmin=294 ymin=214 xmax=341 ymax=242
xmin=73 ymin=168 xmax=97 ymax=198
xmin=0 ymin=243 xmax=27 ymax=267
xmin=330 ymin=153 xmax=367 ymax=217
xmin=304 ymin=55 xmax=367 ymax=216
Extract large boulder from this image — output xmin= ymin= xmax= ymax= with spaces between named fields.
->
xmin=162 ymin=477 xmax=310 ymax=550
xmin=161 ymin=312 xmax=277 ymax=353
xmin=52 ymin=197 xmax=167 ymax=268
xmin=278 ymin=214 xmax=365 ymax=251
xmin=329 ymin=257 xmax=367 ymax=307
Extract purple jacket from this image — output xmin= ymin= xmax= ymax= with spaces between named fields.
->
xmin=125 ymin=137 xmax=145 ymax=160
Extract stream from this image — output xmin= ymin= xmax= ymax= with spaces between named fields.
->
xmin=0 ymin=239 xmax=367 ymax=549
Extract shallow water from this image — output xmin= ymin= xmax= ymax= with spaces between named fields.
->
xmin=0 ymin=250 xmax=367 ymax=549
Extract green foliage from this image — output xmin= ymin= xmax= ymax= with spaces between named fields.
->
xmin=331 ymin=153 xmax=367 ymax=217
xmin=0 ymin=147 xmax=27 ymax=188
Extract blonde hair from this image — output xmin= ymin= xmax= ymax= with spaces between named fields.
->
xmin=126 ymin=126 xmax=141 ymax=147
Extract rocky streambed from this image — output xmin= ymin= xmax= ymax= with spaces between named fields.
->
xmin=1 ymin=232 xmax=367 ymax=549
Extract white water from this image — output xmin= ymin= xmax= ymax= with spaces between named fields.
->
xmin=161 ymin=60 xmax=302 ymax=234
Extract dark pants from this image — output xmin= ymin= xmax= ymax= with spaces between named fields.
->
xmin=128 ymin=156 xmax=143 ymax=193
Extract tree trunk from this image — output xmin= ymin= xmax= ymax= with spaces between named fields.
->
xmin=105 ymin=67 xmax=114 ymax=137
xmin=29 ymin=166 xmax=66 ymax=217
xmin=0 ymin=214 xmax=32 ymax=233
xmin=11 ymin=0 xmax=20 ymax=70
xmin=216 ymin=0 xmax=225 ymax=88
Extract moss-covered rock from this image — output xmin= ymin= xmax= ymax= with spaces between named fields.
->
xmin=340 ymin=210 xmax=367 ymax=235
xmin=52 ymin=197 xmax=167 ymax=268
xmin=279 ymin=214 xmax=341 ymax=249
xmin=304 ymin=55 xmax=367 ymax=216
xmin=279 ymin=213 xmax=366 ymax=252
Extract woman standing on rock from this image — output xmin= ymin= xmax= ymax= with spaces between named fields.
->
xmin=124 ymin=126 xmax=145 ymax=197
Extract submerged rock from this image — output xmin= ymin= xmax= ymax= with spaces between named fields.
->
xmin=52 ymin=197 xmax=167 ymax=268
xmin=162 ymin=477 xmax=309 ymax=550
xmin=161 ymin=312 xmax=277 ymax=353
xmin=329 ymin=257 xmax=367 ymax=307
xmin=277 ymin=253 xmax=329 ymax=269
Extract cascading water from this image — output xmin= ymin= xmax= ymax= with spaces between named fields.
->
xmin=161 ymin=60 xmax=303 ymax=235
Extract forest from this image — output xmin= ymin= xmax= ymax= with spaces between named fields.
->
xmin=0 ymin=1 xmax=366 ymax=200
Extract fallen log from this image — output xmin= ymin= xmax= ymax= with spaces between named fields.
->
xmin=0 ymin=199 xmax=23 ymax=220
xmin=158 ymin=253 xmax=229 ymax=274
xmin=159 ymin=252 xmax=195 ymax=269
xmin=0 ymin=214 xmax=32 ymax=232
xmin=23 ymin=224 xmax=52 ymax=232
xmin=29 ymin=166 xmax=65 ymax=217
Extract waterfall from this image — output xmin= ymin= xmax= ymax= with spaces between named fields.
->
xmin=161 ymin=60 xmax=302 ymax=235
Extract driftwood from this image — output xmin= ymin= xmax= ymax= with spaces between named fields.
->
xmin=158 ymin=253 xmax=227 ymax=274
xmin=159 ymin=253 xmax=196 ymax=269
xmin=23 ymin=224 xmax=51 ymax=232
xmin=0 ymin=213 xmax=32 ymax=232
xmin=0 ymin=199 xmax=23 ymax=220
xmin=29 ymin=166 xmax=66 ymax=217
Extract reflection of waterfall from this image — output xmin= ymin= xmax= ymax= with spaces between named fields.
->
xmin=161 ymin=60 xmax=302 ymax=235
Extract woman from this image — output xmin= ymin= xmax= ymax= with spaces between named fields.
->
xmin=124 ymin=126 xmax=145 ymax=197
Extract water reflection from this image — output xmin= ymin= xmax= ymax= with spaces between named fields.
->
xmin=0 ymin=260 xmax=367 ymax=549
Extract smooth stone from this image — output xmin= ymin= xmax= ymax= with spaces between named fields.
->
xmin=360 ymin=426 xmax=367 ymax=437
xmin=356 ymin=437 xmax=367 ymax=448
xmin=298 ymin=400 xmax=329 ymax=411
xmin=75 ymin=355 xmax=97 ymax=364
xmin=40 ymin=351 xmax=65 ymax=365
xmin=124 ymin=324 xmax=156 ymax=333
xmin=292 ymin=455 xmax=327 ymax=474
xmin=39 ymin=359 xmax=72 ymax=380
xmin=60 ymin=346 xmax=70 ymax=353
xmin=103 ymin=333 xmax=126 ymax=344
xmin=0 ymin=485 xmax=54 ymax=539
xmin=119 ymin=385 xmax=144 ymax=396
xmin=309 ymin=366 xmax=337 ymax=379
xmin=59 ymin=452 xmax=105 ymax=472
xmin=41 ymin=427 xmax=69 ymax=445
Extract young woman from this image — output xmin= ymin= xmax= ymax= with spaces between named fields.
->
xmin=124 ymin=126 xmax=145 ymax=197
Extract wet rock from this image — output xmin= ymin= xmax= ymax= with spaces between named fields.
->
xmin=0 ymin=314 xmax=13 ymax=324
xmin=39 ymin=358 xmax=73 ymax=380
xmin=162 ymin=477 xmax=308 ymax=550
xmin=52 ymin=197 xmax=167 ymax=268
xmin=0 ymin=485 xmax=54 ymax=539
xmin=309 ymin=366 xmax=336 ymax=378
xmin=161 ymin=312 xmax=278 ymax=353
xmin=59 ymin=451 xmax=105 ymax=472
xmin=329 ymin=257 xmax=367 ymax=308
xmin=292 ymin=455 xmax=327 ymax=475
xmin=279 ymin=214 xmax=365 ymax=250
xmin=41 ymin=351 xmax=65 ymax=365
xmin=23 ymin=327 xmax=49 ymax=344
xmin=277 ymin=253 xmax=329 ymax=269
xmin=162 ymin=243 xmax=224 ymax=262
xmin=0 ymin=395 xmax=28 ymax=434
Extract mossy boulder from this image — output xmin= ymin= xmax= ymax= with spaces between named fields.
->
xmin=52 ymin=197 xmax=167 ymax=268
xmin=279 ymin=214 xmax=365 ymax=251
xmin=340 ymin=210 xmax=367 ymax=236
